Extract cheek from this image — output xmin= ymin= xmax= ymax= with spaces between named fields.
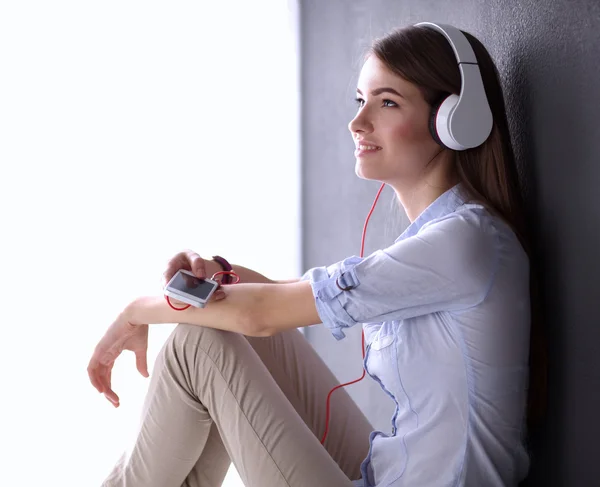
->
xmin=388 ymin=117 xmax=431 ymax=145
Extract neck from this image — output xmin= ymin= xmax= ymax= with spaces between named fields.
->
xmin=392 ymin=180 xmax=457 ymax=222
xmin=390 ymin=153 xmax=459 ymax=222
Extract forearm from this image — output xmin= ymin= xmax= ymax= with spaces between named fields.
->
xmin=130 ymin=283 xmax=270 ymax=336
xmin=205 ymin=259 xmax=298 ymax=284
xmin=129 ymin=280 xmax=319 ymax=337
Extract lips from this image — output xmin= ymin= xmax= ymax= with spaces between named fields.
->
xmin=355 ymin=140 xmax=382 ymax=150
xmin=354 ymin=145 xmax=382 ymax=157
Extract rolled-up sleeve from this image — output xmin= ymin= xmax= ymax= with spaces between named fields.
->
xmin=301 ymin=256 xmax=364 ymax=339
xmin=301 ymin=212 xmax=499 ymax=340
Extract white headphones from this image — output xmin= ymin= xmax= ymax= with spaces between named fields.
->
xmin=414 ymin=22 xmax=493 ymax=151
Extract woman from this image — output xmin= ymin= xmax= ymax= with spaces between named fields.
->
xmin=88 ymin=22 xmax=541 ymax=486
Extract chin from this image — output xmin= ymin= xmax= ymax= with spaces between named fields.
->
xmin=355 ymin=161 xmax=384 ymax=181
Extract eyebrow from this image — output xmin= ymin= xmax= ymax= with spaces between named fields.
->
xmin=356 ymin=87 xmax=406 ymax=99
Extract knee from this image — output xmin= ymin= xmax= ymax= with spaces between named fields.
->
xmin=158 ymin=325 xmax=225 ymax=382
xmin=162 ymin=324 xmax=256 ymax=389
xmin=165 ymin=324 xmax=243 ymax=365
xmin=168 ymin=323 xmax=225 ymax=350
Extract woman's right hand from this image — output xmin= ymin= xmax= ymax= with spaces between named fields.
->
xmin=162 ymin=249 xmax=226 ymax=302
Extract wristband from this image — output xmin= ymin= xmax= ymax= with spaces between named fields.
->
xmin=212 ymin=255 xmax=233 ymax=284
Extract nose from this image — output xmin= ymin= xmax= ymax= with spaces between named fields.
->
xmin=348 ymin=106 xmax=373 ymax=137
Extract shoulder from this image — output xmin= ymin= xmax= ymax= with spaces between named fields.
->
xmin=417 ymin=203 xmax=528 ymax=281
xmin=414 ymin=204 xmax=500 ymax=257
xmin=385 ymin=204 xmax=505 ymax=289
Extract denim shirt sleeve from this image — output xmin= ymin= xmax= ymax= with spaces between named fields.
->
xmin=301 ymin=212 xmax=499 ymax=341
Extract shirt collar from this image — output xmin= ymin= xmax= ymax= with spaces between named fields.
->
xmin=395 ymin=183 xmax=468 ymax=243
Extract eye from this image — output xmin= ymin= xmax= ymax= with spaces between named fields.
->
xmin=353 ymin=97 xmax=398 ymax=108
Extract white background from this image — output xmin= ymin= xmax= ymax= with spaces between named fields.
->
xmin=0 ymin=1 xmax=300 ymax=485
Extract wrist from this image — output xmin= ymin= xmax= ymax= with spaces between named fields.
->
xmin=126 ymin=297 xmax=145 ymax=326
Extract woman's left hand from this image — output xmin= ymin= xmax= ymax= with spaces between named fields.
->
xmin=87 ymin=304 xmax=149 ymax=408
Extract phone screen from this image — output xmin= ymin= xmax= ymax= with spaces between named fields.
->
xmin=169 ymin=272 xmax=216 ymax=299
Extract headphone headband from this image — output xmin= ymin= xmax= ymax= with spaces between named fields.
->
xmin=414 ymin=22 xmax=493 ymax=150
xmin=415 ymin=22 xmax=478 ymax=64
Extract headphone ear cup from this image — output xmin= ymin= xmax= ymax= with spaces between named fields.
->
xmin=429 ymin=97 xmax=447 ymax=148
xmin=430 ymin=94 xmax=463 ymax=150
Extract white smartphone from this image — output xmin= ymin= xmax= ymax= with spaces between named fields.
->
xmin=164 ymin=269 xmax=220 ymax=308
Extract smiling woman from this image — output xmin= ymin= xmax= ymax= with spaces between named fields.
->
xmin=84 ymin=20 xmax=539 ymax=487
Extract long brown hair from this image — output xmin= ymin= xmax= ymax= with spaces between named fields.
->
xmin=369 ymin=25 xmax=546 ymax=434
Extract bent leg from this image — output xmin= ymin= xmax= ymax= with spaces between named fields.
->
xmin=245 ymin=330 xmax=372 ymax=480
xmin=101 ymin=325 xmax=231 ymax=487
xmin=102 ymin=324 xmax=358 ymax=487
xmin=186 ymin=329 xmax=373 ymax=484
xmin=186 ymin=330 xmax=373 ymax=487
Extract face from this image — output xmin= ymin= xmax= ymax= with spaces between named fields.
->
xmin=348 ymin=55 xmax=442 ymax=185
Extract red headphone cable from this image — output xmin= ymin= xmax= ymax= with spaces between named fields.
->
xmin=319 ymin=182 xmax=386 ymax=445
xmin=162 ymin=182 xmax=386 ymax=447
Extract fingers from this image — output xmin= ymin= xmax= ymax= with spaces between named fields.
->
xmin=87 ymin=358 xmax=104 ymax=393
xmin=162 ymin=249 xmax=205 ymax=287
xmin=185 ymin=250 xmax=206 ymax=279
xmin=162 ymin=251 xmax=191 ymax=287
xmin=87 ymin=342 xmax=121 ymax=407
xmin=101 ymin=366 xmax=119 ymax=407
xmin=135 ymin=349 xmax=149 ymax=378
xmin=211 ymin=288 xmax=226 ymax=302
xmin=88 ymin=359 xmax=120 ymax=407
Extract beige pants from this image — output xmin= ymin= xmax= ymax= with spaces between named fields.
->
xmin=102 ymin=324 xmax=372 ymax=487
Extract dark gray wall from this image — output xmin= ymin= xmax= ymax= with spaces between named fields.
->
xmin=300 ymin=1 xmax=600 ymax=485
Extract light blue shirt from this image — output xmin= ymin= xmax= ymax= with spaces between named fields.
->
xmin=302 ymin=184 xmax=531 ymax=486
